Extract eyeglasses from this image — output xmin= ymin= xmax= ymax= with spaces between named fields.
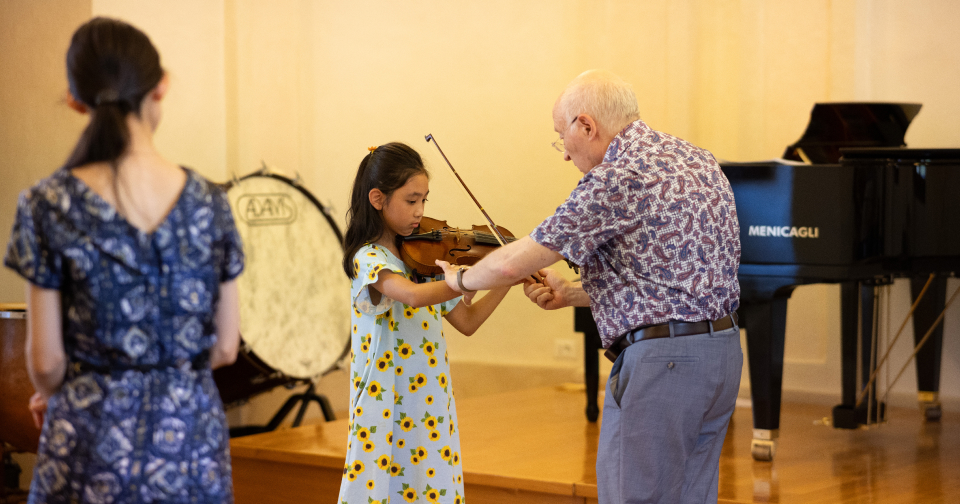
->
xmin=551 ymin=137 xmax=565 ymax=153
xmin=551 ymin=117 xmax=577 ymax=152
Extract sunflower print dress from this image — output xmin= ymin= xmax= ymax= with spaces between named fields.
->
xmin=338 ymin=244 xmax=466 ymax=504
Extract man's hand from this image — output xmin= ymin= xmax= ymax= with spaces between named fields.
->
xmin=29 ymin=391 xmax=48 ymax=429
xmin=522 ymin=268 xmax=572 ymax=310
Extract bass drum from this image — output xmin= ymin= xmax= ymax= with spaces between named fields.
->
xmin=213 ymin=172 xmax=351 ymax=404
xmin=0 ymin=303 xmax=40 ymax=452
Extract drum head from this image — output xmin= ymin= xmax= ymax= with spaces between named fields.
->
xmin=227 ymin=174 xmax=350 ymax=380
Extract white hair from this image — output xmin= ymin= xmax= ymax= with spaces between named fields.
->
xmin=558 ymin=70 xmax=640 ymax=136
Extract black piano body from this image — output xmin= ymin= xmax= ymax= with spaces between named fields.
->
xmin=726 ymin=146 xmax=960 ymax=460
xmin=575 ymin=103 xmax=960 ymax=461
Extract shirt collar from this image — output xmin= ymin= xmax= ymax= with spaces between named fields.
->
xmin=602 ymin=119 xmax=655 ymax=165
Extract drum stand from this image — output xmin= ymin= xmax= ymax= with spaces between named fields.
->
xmin=1 ymin=444 xmax=27 ymax=504
xmin=230 ymin=383 xmax=336 ymax=438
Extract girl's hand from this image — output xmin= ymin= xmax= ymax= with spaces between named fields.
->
xmin=29 ymin=392 xmax=49 ymax=429
xmin=435 ymin=259 xmax=461 ymax=291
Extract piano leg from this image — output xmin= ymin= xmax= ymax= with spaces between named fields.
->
xmin=583 ymin=329 xmax=602 ymax=422
xmin=576 ymin=306 xmax=603 ymax=422
xmin=833 ymin=281 xmax=885 ymax=429
xmin=911 ymin=275 xmax=946 ymax=422
xmin=742 ymin=298 xmax=788 ymax=461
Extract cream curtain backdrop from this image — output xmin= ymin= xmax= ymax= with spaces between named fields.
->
xmin=2 ymin=1 xmax=959 ymax=428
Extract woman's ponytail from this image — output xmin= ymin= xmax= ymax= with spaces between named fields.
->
xmin=63 ymin=17 xmax=163 ymax=170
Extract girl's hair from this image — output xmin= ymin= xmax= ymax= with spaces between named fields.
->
xmin=63 ymin=17 xmax=164 ymax=170
xmin=342 ymin=142 xmax=428 ymax=279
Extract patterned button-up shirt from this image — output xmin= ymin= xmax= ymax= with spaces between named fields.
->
xmin=532 ymin=119 xmax=740 ymax=346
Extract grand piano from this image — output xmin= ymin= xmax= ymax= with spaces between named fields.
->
xmin=575 ymin=103 xmax=960 ymax=461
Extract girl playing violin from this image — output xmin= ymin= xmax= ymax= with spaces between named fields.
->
xmin=338 ymin=142 xmax=511 ymax=504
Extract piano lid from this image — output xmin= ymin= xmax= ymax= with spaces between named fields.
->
xmin=783 ymin=102 xmax=921 ymax=164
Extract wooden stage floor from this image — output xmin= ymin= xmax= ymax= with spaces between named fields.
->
xmin=230 ymin=386 xmax=960 ymax=503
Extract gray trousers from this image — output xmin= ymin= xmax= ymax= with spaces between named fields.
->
xmin=596 ymin=324 xmax=743 ymax=504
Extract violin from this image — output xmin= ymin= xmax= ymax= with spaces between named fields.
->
xmin=401 ymin=134 xmax=574 ymax=281
xmin=399 ymin=216 xmax=519 ymax=277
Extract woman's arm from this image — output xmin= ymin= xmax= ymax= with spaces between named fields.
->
xmin=210 ymin=280 xmax=240 ymax=369
xmin=373 ymin=270 xmax=472 ymax=309
xmin=26 ymin=284 xmax=67 ymax=397
xmin=442 ymin=285 xmax=512 ymax=336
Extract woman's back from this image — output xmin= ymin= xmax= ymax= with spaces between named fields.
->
xmin=71 ymin=159 xmax=186 ymax=235
xmin=7 ymin=164 xmax=244 ymax=502
xmin=2 ymin=17 xmax=245 ymax=503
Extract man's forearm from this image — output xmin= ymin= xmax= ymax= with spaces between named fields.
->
xmin=460 ymin=236 xmax=563 ymax=291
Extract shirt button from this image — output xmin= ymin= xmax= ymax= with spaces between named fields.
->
xmin=667 ymin=362 xmax=675 ymax=369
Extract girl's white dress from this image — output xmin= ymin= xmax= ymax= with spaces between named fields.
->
xmin=337 ymin=244 xmax=466 ymax=504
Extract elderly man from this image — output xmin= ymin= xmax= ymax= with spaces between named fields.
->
xmin=437 ymin=70 xmax=742 ymax=503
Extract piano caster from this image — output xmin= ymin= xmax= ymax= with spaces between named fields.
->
xmin=918 ymin=392 xmax=942 ymax=422
xmin=750 ymin=429 xmax=779 ymax=461
xmin=832 ymin=401 xmax=886 ymax=429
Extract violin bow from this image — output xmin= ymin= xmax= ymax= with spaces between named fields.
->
xmin=426 ymin=134 xmax=547 ymax=282
xmin=425 ymin=134 xmax=508 ymax=246
xmin=426 ymin=134 xmax=579 ymax=278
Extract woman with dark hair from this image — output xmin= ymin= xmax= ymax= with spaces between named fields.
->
xmin=4 ymin=17 xmax=244 ymax=503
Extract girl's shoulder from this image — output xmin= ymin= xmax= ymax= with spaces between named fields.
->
xmin=352 ymin=243 xmax=409 ymax=283
xmin=351 ymin=243 xmax=413 ymax=315
xmin=355 ymin=242 xmax=383 ymax=257
xmin=354 ymin=243 xmax=402 ymax=266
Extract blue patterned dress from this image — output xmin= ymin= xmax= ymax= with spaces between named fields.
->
xmin=3 ymin=167 xmax=244 ymax=504
xmin=338 ymin=244 xmax=466 ymax=504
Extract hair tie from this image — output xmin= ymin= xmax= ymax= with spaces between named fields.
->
xmin=94 ymin=89 xmax=120 ymax=106
xmin=367 ymin=146 xmax=378 ymax=153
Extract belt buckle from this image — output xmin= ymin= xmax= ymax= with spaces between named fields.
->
xmin=603 ymin=348 xmax=620 ymax=363
xmin=604 ymin=332 xmax=631 ymax=363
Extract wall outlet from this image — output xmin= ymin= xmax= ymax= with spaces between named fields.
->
xmin=554 ymin=339 xmax=576 ymax=360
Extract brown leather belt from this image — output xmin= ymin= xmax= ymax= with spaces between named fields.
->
xmin=603 ymin=314 xmax=736 ymax=363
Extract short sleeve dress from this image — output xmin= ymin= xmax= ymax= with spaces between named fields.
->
xmin=3 ymin=167 xmax=244 ymax=504
xmin=337 ymin=244 xmax=466 ymax=504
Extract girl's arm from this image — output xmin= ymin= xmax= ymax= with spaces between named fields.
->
xmin=373 ymin=270 xmax=469 ymax=309
xmin=442 ymin=285 xmax=511 ymax=336
xmin=26 ymin=284 xmax=67 ymax=398
xmin=210 ymin=280 xmax=241 ymax=369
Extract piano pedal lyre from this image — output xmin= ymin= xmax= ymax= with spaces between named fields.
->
xmin=918 ymin=391 xmax=942 ymax=422
xmin=750 ymin=429 xmax=779 ymax=462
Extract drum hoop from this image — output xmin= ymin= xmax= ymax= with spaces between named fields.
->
xmin=225 ymin=172 xmax=344 ymax=245
xmin=225 ymin=171 xmax=351 ymax=379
